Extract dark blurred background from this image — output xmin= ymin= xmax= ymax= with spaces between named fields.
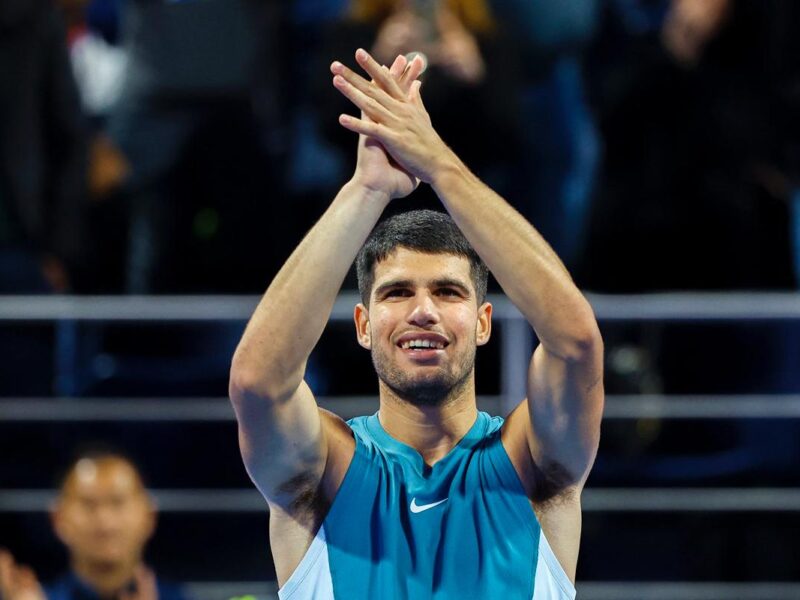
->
xmin=1 ymin=0 xmax=799 ymax=598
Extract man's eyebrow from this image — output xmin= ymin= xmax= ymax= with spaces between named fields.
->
xmin=432 ymin=279 xmax=472 ymax=295
xmin=374 ymin=278 xmax=472 ymax=297
xmin=374 ymin=279 xmax=414 ymax=295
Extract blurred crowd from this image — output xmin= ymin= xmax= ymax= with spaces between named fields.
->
xmin=1 ymin=0 xmax=799 ymax=295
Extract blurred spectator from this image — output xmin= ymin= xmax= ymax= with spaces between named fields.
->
xmin=489 ymin=0 xmax=601 ymax=268
xmin=56 ymin=0 xmax=131 ymax=292
xmin=0 ymin=450 xmax=187 ymax=600
xmin=0 ymin=0 xmax=89 ymax=293
xmin=581 ymin=0 xmax=800 ymax=291
xmin=660 ymin=0 xmax=730 ymax=66
xmin=315 ymin=0 xmax=523 ymax=210
xmin=108 ymin=0 xmax=290 ymax=293
xmin=61 ymin=0 xmax=127 ymax=123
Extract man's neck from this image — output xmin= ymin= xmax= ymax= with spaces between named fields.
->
xmin=72 ymin=557 xmax=139 ymax=599
xmin=377 ymin=380 xmax=479 ymax=466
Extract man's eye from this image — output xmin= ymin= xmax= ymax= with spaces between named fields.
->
xmin=386 ymin=289 xmax=410 ymax=297
xmin=439 ymin=288 xmax=459 ymax=296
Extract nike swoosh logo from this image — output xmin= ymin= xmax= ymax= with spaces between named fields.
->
xmin=410 ymin=497 xmax=448 ymax=514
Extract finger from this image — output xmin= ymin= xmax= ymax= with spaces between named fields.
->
xmin=130 ymin=564 xmax=159 ymax=600
xmin=339 ymin=114 xmax=386 ymax=140
xmin=0 ymin=561 xmax=12 ymax=595
xmin=354 ymin=48 xmax=405 ymax=99
xmin=331 ymin=60 xmax=400 ymax=112
xmin=138 ymin=565 xmax=158 ymax=598
xmin=388 ymin=54 xmax=407 ymax=80
xmin=0 ymin=549 xmax=12 ymax=573
xmin=333 ymin=74 xmax=394 ymax=124
xmin=0 ymin=551 xmax=15 ymax=588
xmin=411 ymin=80 xmax=424 ymax=106
xmin=399 ymin=54 xmax=426 ymax=94
xmin=409 ymin=80 xmax=430 ymax=121
xmin=17 ymin=566 xmax=41 ymax=592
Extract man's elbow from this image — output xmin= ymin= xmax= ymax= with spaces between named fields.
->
xmin=229 ymin=364 xmax=264 ymax=405
xmin=228 ymin=356 xmax=300 ymax=407
xmin=561 ymin=316 xmax=603 ymax=364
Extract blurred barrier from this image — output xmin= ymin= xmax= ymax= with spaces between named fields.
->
xmin=3 ymin=487 xmax=800 ymax=513
xmin=2 ymin=291 xmax=800 ymax=403
xmin=183 ymin=580 xmax=800 ymax=600
xmin=4 ymin=394 xmax=800 ymax=421
xmin=3 ymin=292 xmax=800 ymax=321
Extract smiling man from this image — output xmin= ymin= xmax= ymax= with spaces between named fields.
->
xmin=229 ymin=49 xmax=603 ymax=600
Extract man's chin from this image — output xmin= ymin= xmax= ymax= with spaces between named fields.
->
xmin=84 ymin=546 xmax=131 ymax=567
xmin=385 ymin=375 xmax=462 ymax=407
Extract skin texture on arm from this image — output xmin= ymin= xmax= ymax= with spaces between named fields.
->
xmin=229 ymin=183 xmax=386 ymax=508
xmin=229 ymin=55 xmax=426 ymax=509
xmin=331 ymin=49 xmax=603 ymax=500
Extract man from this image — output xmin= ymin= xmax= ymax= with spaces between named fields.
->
xmin=0 ymin=451 xmax=186 ymax=600
xmin=229 ymin=49 xmax=603 ymax=599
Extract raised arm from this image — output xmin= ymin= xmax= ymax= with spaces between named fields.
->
xmin=229 ymin=55 xmax=425 ymax=508
xmin=429 ymin=154 xmax=603 ymax=500
xmin=331 ymin=50 xmax=603 ymax=500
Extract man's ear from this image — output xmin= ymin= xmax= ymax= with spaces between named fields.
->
xmin=50 ymin=500 xmax=68 ymax=545
xmin=143 ymin=494 xmax=158 ymax=542
xmin=354 ymin=303 xmax=371 ymax=349
xmin=476 ymin=302 xmax=492 ymax=346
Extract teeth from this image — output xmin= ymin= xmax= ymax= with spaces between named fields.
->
xmin=401 ymin=339 xmax=445 ymax=350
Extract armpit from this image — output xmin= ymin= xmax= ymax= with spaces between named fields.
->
xmin=276 ymin=471 xmax=330 ymax=521
xmin=530 ymin=459 xmax=580 ymax=505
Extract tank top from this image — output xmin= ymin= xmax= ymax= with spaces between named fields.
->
xmin=278 ymin=411 xmax=576 ymax=600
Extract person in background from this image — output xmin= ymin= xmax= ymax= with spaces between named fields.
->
xmin=0 ymin=0 xmax=89 ymax=293
xmin=583 ymin=0 xmax=799 ymax=291
xmin=55 ymin=0 xmax=132 ymax=292
xmin=0 ymin=450 xmax=188 ymax=600
xmin=108 ymin=0 xmax=289 ymax=293
xmin=488 ymin=0 xmax=601 ymax=270
xmin=315 ymin=0 xmax=522 ymax=207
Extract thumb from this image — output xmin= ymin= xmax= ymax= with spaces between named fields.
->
xmin=411 ymin=80 xmax=425 ymax=107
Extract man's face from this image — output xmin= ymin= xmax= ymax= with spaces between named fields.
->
xmin=52 ymin=458 xmax=155 ymax=568
xmin=355 ymin=248 xmax=492 ymax=405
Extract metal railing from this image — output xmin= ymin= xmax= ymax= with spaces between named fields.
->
xmin=3 ymin=291 xmax=800 ymax=406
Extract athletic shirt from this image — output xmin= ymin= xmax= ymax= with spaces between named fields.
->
xmin=278 ymin=411 xmax=576 ymax=600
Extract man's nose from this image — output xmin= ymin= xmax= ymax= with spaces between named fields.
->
xmin=407 ymin=293 xmax=439 ymax=326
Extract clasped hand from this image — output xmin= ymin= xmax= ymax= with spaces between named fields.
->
xmin=331 ymin=49 xmax=455 ymax=195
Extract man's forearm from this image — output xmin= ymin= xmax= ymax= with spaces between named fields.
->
xmin=431 ymin=157 xmax=599 ymax=361
xmin=231 ymin=181 xmax=389 ymax=401
xmin=326 ymin=48 xmax=598 ymax=360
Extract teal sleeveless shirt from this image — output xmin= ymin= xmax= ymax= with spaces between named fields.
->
xmin=277 ymin=411 xmax=576 ymax=600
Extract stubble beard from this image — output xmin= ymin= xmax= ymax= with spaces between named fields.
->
xmin=371 ymin=340 xmax=477 ymax=407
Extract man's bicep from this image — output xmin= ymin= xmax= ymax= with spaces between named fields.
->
xmin=234 ymin=380 xmax=328 ymax=505
xmin=525 ymin=343 xmax=604 ymax=491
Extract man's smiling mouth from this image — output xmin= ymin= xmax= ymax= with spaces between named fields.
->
xmin=396 ymin=333 xmax=450 ymax=351
xmin=400 ymin=339 xmax=446 ymax=350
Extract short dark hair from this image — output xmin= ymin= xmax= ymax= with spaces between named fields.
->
xmin=56 ymin=444 xmax=147 ymax=490
xmin=356 ymin=209 xmax=489 ymax=305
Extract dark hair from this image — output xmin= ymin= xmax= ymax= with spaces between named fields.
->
xmin=56 ymin=444 xmax=147 ymax=490
xmin=356 ymin=209 xmax=489 ymax=305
